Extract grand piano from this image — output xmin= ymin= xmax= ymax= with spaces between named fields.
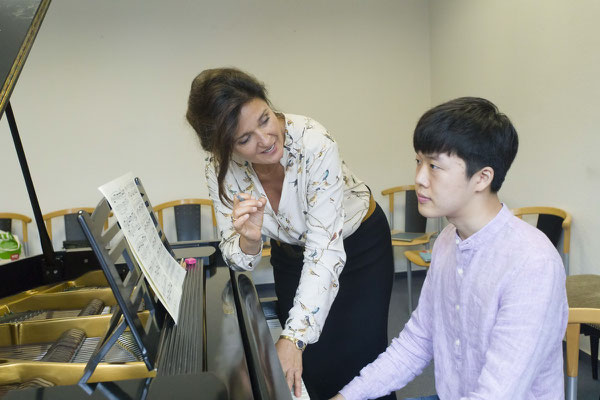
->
xmin=0 ymin=1 xmax=297 ymax=398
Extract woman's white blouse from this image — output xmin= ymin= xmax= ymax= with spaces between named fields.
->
xmin=205 ymin=114 xmax=370 ymax=344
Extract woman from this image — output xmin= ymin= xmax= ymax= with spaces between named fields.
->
xmin=186 ymin=68 xmax=395 ymax=400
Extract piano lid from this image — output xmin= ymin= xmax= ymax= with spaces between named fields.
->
xmin=1 ymin=0 xmax=58 ymax=271
xmin=0 ymin=0 xmax=51 ymax=118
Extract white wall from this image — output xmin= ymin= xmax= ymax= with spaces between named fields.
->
xmin=0 ymin=0 xmax=431 ymax=255
xmin=429 ymin=0 xmax=600 ymax=275
xmin=429 ymin=0 xmax=600 ymax=355
xmin=4 ymin=0 xmax=597 ymax=279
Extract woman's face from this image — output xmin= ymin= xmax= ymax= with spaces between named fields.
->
xmin=232 ymin=98 xmax=284 ymax=165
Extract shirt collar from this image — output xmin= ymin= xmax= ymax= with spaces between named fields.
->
xmin=280 ymin=113 xmax=293 ymax=168
xmin=455 ymin=203 xmax=512 ymax=251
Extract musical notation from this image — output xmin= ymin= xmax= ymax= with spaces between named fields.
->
xmin=99 ymin=172 xmax=186 ymax=323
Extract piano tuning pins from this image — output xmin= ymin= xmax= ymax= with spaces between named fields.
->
xmin=78 ymin=298 xmax=105 ymax=316
xmin=41 ymin=328 xmax=87 ymax=363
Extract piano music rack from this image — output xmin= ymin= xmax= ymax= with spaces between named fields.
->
xmin=76 ymin=177 xmax=170 ymax=394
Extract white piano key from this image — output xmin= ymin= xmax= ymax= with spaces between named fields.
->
xmin=267 ymin=318 xmax=283 ymax=341
xmin=292 ymin=378 xmax=310 ymax=400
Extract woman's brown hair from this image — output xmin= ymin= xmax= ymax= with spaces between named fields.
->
xmin=186 ymin=68 xmax=271 ymax=205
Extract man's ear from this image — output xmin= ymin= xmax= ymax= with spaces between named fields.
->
xmin=473 ymin=166 xmax=494 ymax=192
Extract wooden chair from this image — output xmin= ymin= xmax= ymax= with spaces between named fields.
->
xmin=567 ymin=275 xmax=600 ymax=387
xmin=154 ymin=199 xmax=272 ymax=257
xmin=382 ymin=185 xmax=436 ymax=313
xmin=0 ymin=213 xmax=32 ymax=255
xmin=511 ymin=207 xmax=571 ymax=275
xmin=382 ymin=185 xmax=435 ymax=247
xmin=565 ymin=305 xmax=600 ymax=400
xmin=261 ymin=235 xmax=271 ymax=258
xmin=404 ymin=250 xmax=431 ymax=313
xmin=43 ymin=208 xmax=97 ymax=249
xmin=153 ymin=199 xmax=218 ymax=242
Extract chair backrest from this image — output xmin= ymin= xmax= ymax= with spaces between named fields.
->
xmin=154 ymin=199 xmax=218 ymax=242
xmin=0 ymin=212 xmax=31 ymax=246
xmin=381 ymin=185 xmax=427 ymax=232
xmin=43 ymin=207 xmax=96 ymax=248
xmin=0 ymin=219 xmax=10 ymax=232
xmin=511 ymin=206 xmax=572 ymax=274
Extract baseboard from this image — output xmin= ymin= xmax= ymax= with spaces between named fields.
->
xmin=394 ymin=269 xmax=427 ymax=279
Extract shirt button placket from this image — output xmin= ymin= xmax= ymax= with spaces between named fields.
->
xmin=454 ymin=338 xmax=461 ymax=357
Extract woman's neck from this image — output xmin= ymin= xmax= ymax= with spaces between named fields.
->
xmin=253 ymin=162 xmax=282 ymax=177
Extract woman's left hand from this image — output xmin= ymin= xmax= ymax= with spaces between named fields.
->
xmin=275 ymin=338 xmax=304 ymax=398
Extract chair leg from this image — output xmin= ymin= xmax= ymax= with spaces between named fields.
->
xmin=406 ymin=258 xmax=413 ymax=315
xmin=566 ymin=376 xmax=577 ymax=400
xmin=566 ymin=323 xmax=581 ymax=400
xmin=592 ymin=335 xmax=599 ymax=380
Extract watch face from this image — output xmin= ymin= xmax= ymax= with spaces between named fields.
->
xmin=297 ymin=340 xmax=305 ymax=350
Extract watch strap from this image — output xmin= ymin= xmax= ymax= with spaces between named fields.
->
xmin=280 ymin=334 xmax=306 ymax=351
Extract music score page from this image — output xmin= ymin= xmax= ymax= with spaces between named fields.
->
xmin=99 ymin=172 xmax=185 ymax=324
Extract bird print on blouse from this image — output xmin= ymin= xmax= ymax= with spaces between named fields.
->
xmin=205 ymin=114 xmax=370 ymax=344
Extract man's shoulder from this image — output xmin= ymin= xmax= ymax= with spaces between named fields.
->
xmin=494 ymin=215 xmax=565 ymax=278
xmin=504 ymin=214 xmax=559 ymax=255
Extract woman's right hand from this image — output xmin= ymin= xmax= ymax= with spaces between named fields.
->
xmin=330 ymin=394 xmax=345 ymax=400
xmin=232 ymin=193 xmax=267 ymax=254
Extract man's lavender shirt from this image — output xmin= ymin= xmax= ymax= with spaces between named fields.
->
xmin=340 ymin=205 xmax=568 ymax=400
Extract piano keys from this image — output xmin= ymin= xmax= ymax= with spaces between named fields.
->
xmin=265 ymin=318 xmax=310 ymax=400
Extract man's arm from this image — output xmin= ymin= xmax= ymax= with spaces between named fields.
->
xmin=338 ymin=269 xmax=436 ymax=400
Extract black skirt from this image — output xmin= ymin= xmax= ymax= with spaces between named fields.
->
xmin=270 ymin=203 xmax=396 ymax=400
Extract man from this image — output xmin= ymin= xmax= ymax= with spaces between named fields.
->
xmin=332 ymin=97 xmax=568 ymax=400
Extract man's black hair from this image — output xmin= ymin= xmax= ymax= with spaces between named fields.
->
xmin=413 ymin=97 xmax=518 ymax=192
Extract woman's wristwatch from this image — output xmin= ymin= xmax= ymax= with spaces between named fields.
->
xmin=280 ymin=335 xmax=306 ymax=352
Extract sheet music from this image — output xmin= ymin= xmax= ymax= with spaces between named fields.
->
xmin=99 ymin=172 xmax=186 ymax=324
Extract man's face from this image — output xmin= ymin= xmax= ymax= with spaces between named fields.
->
xmin=414 ymin=152 xmax=479 ymax=220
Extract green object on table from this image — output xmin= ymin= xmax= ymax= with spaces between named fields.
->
xmin=0 ymin=230 xmax=22 ymax=260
